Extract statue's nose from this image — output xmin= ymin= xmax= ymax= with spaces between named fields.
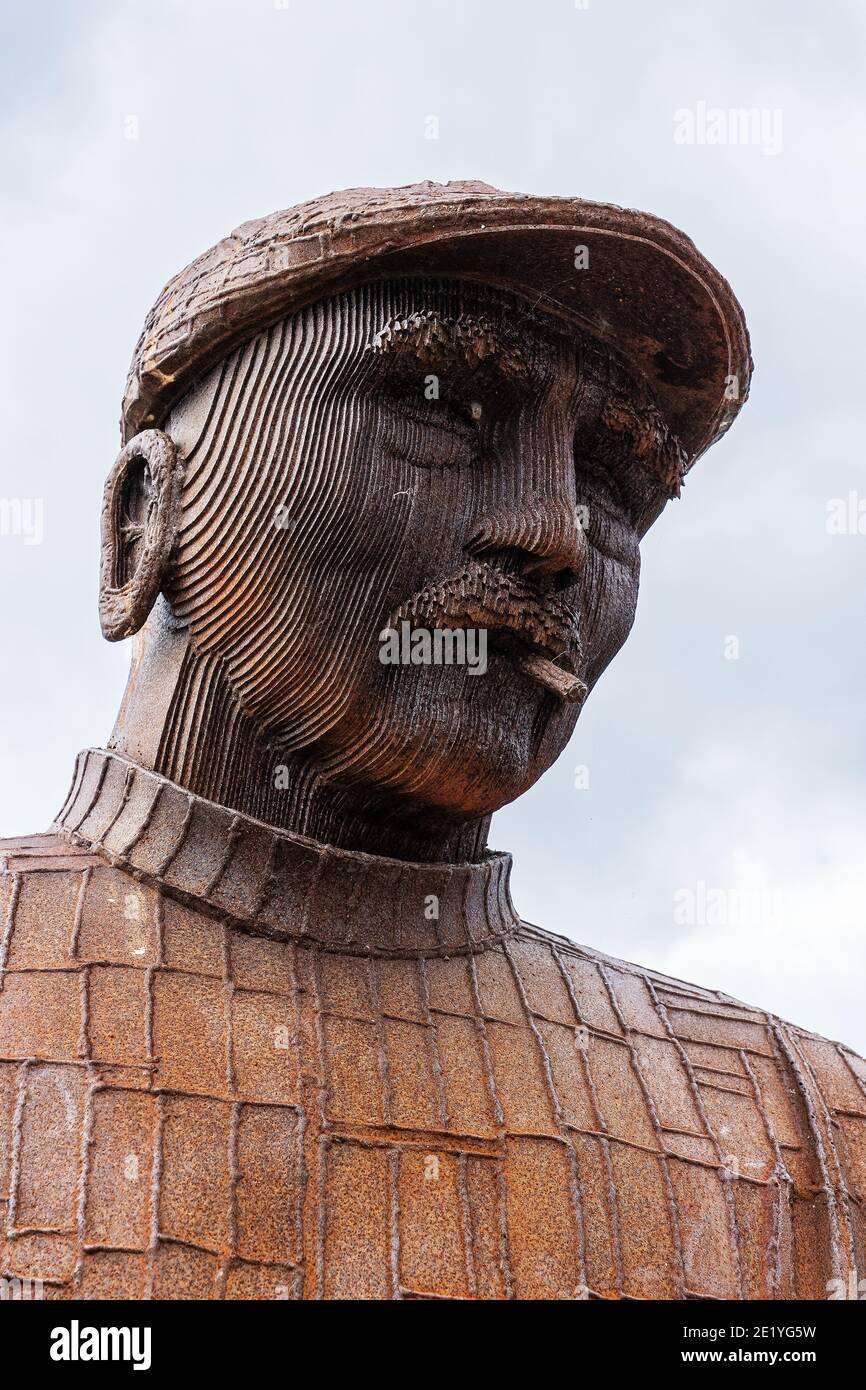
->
xmin=465 ymin=498 xmax=588 ymax=583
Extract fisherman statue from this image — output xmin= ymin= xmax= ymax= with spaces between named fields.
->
xmin=1 ymin=183 xmax=863 ymax=1300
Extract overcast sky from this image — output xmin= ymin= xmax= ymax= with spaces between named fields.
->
xmin=1 ymin=0 xmax=864 ymax=1051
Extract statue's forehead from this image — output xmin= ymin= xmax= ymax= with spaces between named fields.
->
xmin=169 ymin=278 xmax=576 ymax=434
xmin=342 ymin=275 xmax=574 ymax=347
xmin=305 ymin=280 xmax=577 ymax=400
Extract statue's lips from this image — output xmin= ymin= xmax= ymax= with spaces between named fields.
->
xmin=387 ymin=559 xmax=582 ymax=672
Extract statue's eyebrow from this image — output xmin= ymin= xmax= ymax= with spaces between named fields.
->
xmin=366 ymin=309 xmax=532 ymax=382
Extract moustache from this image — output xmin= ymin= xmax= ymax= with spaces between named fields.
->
xmin=388 ymin=560 xmax=586 ymax=703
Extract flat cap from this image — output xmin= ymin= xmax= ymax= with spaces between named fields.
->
xmin=122 ymin=180 xmax=752 ymax=464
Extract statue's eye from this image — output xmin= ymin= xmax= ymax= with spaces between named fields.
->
xmin=380 ymin=396 xmax=478 ymax=469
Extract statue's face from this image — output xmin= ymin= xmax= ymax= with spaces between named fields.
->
xmin=167 ymin=279 xmax=669 ymax=822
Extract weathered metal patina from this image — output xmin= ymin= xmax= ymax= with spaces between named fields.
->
xmin=1 ymin=184 xmax=863 ymax=1301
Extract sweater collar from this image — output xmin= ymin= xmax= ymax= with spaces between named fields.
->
xmin=54 ymin=748 xmax=518 ymax=955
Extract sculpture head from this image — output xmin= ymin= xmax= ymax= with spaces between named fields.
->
xmin=99 ymin=183 xmax=751 ymax=860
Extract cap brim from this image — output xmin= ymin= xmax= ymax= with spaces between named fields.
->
xmin=123 ymin=181 xmax=752 ymax=464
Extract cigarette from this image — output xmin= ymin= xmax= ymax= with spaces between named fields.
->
xmin=517 ymin=651 xmax=588 ymax=704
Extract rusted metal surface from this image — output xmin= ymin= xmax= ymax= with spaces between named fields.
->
xmin=2 ymin=185 xmax=858 ymax=1299
xmin=0 ymin=761 xmax=864 ymax=1299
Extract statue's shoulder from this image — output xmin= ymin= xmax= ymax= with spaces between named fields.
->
xmin=513 ymin=914 xmax=866 ymax=1084
xmin=0 ymin=834 xmax=144 ymax=1055
xmin=513 ymin=916 xmax=865 ymax=1077
xmin=1 ymin=830 xmax=159 ymax=952
xmin=508 ymin=919 xmax=865 ymax=1296
xmin=1 ymin=831 xmax=104 ymax=874
xmin=0 ymin=828 xmax=108 ymax=906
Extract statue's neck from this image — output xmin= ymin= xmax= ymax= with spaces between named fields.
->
xmin=109 ymin=602 xmax=490 ymax=864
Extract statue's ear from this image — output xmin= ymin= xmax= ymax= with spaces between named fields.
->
xmin=99 ymin=429 xmax=182 ymax=641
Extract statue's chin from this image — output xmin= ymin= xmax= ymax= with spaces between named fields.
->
xmin=248 ymin=665 xmax=576 ymax=823
xmin=358 ymin=715 xmax=567 ymax=822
